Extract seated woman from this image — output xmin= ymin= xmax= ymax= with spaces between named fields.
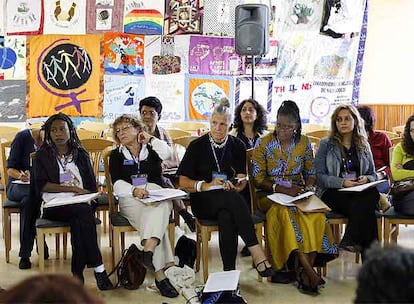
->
xmin=390 ymin=115 xmax=414 ymax=215
xmin=231 ymin=98 xmax=268 ymax=256
xmin=109 ymin=114 xmax=178 ymax=299
xmin=177 ymin=98 xmax=273 ymax=277
xmin=31 ymin=113 xmax=113 ymax=290
xmin=314 ymin=104 xmax=380 ymax=259
xmin=357 ymin=105 xmax=392 ymax=194
xmin=252 ymin=100 xmax=337 ymax=293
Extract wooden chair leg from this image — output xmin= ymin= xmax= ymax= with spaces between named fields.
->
xmin=195 ymin=228 xmax=201 ymax=273
xmin=102 ymin=210 xmax=108 ymax=234
xmin=384 ymin=219 xmax=390 ymax=245
xmin=55 ymin=234 xmax=60 ymax=259
xmin=377 ymin=218 xmax=383 ymax=243
xmin=63 ymin=233 xmax=68 ymax=260
xmin=121 ymin=232 xmax=125 ymax=252
xmin=201 ymin=227 xmax=210 ymax=283
xmin=168 ymin=223 xmax=175 ymax=251
xmin=37 ymin=229 xmax=45 ymax=272
xmin=5 ymin=211 xmax=11 ymax=263
xmin=113 ymin=228 xmax=121 ymax=268
xmin=254 ymin=223 xmax=263 ymax=282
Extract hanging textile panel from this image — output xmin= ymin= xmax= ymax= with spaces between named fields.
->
xmin=164 ymin=0 xmax=203 ymax=35
xmin=27 ymin=34 xmax=102 ymax=118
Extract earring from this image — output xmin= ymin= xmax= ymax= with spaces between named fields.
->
xmin=293 ymin=129 xmax=297 ymax=134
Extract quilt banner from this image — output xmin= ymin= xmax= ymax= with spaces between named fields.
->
xmin=164 ymin=0 xmax=203 ymax=35
xmin=123 ymin=0 xmax=164 ymax=35
xmin=6 ymin=0 xmax=44 ymax=35
xmin=43 ymin=0 xmax=86 ymax=34
xmin=86 ymin=0 xmax=124 ymax=34
xmin=235 ymin=76 xmax=273 ymax=116
xmin=189 ymin=36 xmax=243 ymax=76
xmin=0 ymin=80 xmax=26 ymax=122
xmin=103 ymin=74 xmax=145 ymax=123
xmin=103 ymin=32 xmax=145 ymax=75
xmin=185 ymin=74 xmax=233 ymax=121
xmin=27 ymin=34 xmax=102 ymax=118
xmin=0 ymin=36 xmax=26 ymax=80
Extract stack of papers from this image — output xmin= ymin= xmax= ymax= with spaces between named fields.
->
xmin=267 ymin=191 xmax=314 ymax=206
xmin=139 ymin=188 xmax=187 ymax=204
xmin=338 ymin=180 xmax=386 ymax=192
xmin=204 ymin=270 xmax=240 ymax=293
xmin=267 ymin=191 xmax=330 ymax=212
xmin=43 ymin=192 xmax=100 ymax=208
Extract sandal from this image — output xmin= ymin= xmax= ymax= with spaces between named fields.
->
xmin=297 ymin=268 xmax=319 ymax=295
xmin=255 ymin=260 xmax=275 ymax=277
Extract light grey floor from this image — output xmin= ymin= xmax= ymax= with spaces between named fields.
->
xmin=1 ymin=212 xmax=412 ymax=304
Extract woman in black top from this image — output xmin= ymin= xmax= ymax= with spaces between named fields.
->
xmin=178 ymin=98 xmax=273 ymax=276
xmin=31 ymin=113 xmax=112 ymax=290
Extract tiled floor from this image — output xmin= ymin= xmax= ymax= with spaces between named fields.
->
xmin=1 ymin=213 xmax=413 ymax=303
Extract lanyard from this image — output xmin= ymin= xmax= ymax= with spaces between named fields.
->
xmin=277 ymin=137 xmax=294 ymax=179
xmin=56 ymin=154 xmax=72 ymax=172
xmin=126 ymin=146 xmax=141 ymax=174
xmin=210 ymin=142 xmax=228 ymax=173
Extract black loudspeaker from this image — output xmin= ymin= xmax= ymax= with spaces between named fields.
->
xmin=235 ymin=4 xmax=269 ymax=56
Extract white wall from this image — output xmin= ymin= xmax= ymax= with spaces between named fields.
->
xmin=360 ymin=0 xmax=414 ymax=104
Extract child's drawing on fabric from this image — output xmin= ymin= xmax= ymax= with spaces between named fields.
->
xmin=123 ymin=0 xmax=164 ymax=35
xmin=164 ymin=0 xmax=203 ymax=35
xmin=0 ymin=36 xmax=26 ymax=80
xmin=6 ymin=0 xmax=44 ymax=35
xmin=103 ymin=32 xmax=145 ymax=75
xmin=43 ymin=0 xmax=86 ymax=34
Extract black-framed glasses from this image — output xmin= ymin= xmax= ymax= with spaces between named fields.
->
xmin=115 ymin=125 xmax=133 ymax=135
xmin=276 ymin=123 xmax=295 ymax=131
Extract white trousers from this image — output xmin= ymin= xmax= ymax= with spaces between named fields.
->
xmin=119 ymin=183 xmax=174 ymax=271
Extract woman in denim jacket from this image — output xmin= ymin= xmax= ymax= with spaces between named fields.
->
xmin=314 ymin=104 xmax=379 ymax=261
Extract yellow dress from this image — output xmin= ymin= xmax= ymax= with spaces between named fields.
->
xmin=252 ymin=133 xmax=338 ymax=270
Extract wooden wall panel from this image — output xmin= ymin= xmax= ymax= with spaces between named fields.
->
xmin=359 ymin=104 xmax=414 ymax=131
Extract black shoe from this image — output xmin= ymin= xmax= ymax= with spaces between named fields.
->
xmin=139 ymin=251 xmax=155 ymax=271
xmin=240 ymin=245 xmax=251 ymax=257
xmin=94 ymin=270 xmax=114 ymax=290
xmin=179 ymin=209 xmax=196 ymax=232
xmin=155 ymin=278 xmax=179 ymax=298
xmin=18 ymin=257 xmax=31 ymax=269
xmin=270 ymin=271 xmax=296 ymax=284
xmin=297 ymin=268 xmax=319 ymax=295
xmin=255 ymin=260 xmax=275 ymax=277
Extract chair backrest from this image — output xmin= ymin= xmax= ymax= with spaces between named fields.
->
xmin=307 ymin=135 xmax=321 ymax=156
xmin=246 ymin=148 xmax=259 ymax=214
xmin=377 ymin=130 xmax=400 ymax=139
xmin=78 ymin=121 xmax=109 ymax=135
xmin=76 ymin=129 xmax=101 ymax=140
xmin=165 ymin=128 xmax=192 ymax=139
xmin=102 ymin=146 xmax=117 ymax=214
xmin=389 ymin=146 xmax=395 ymax=183
xmin=80 ymin=138 xmax=114 ymax=184
xmin=0 ymin=141 xmax=12 ymax=189
xmin=305 ymin=129 xmax=329 ymax=139
xmin=172 ymin=135 xmax=198 ymax=150
xmin=0 ymin=126 xmax=20 ymax=142
xmin=391 ymin=137 xmax=402 ymax=146
xmin=392 ymin=125 xmax=405 ymax=137
xmin=171 ymin=121 xmax=208 ymax=132
xmin=302 ymin=124 xmax=327 ymax=134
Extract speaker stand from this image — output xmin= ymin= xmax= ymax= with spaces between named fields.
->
xmin=250 ymin=55 xmax=255 ymax=100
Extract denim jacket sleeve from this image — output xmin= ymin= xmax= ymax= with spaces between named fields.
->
xmin=314 ymin=138 xmax=344 ymax=191
xmin=360 ymin=145 xmax=377 ymax=183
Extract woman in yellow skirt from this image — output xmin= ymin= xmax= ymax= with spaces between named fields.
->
xmin=252 ymin=100 xmax=338 ymax=294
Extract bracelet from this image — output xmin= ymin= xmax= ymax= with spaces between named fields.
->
xmin=272 ymin=184 xmax=277 ymax=193
xmin=196 ymin=180 xmax=205 ymax=192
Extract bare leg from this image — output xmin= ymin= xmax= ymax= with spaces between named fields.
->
xmin=249 ymin=244 xmax=272 ymax=271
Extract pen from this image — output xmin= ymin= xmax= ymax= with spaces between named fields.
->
xmin=19 ymin=170 xmax=25 ymax=178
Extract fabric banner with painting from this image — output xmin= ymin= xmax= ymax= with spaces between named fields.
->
xmin=27 ymin=34 xmax=102 ymax=118
xmin=6 ymin=0 xmax=44 ymax=35
xmin=103 ymin=74 xmax=145 ymax=123
xmin=189 ymin=36 xmax=243 ymax=76
xmin=123 ymin=0 xmax=164 ymax=35
xmin=145 ymin=74 xmax=185 ymax=122
xmin=185 ymin=74 xmax=233 ymax=121
xmin=103 ymin=32 xmax=145 ymax=75
xmin=0 ymin=35 xmax=26 ymax=80
xmin=43 ymin=0 xmax=86 ymax=34
xmin=164 ymin=0 xmax=203 ymax=35
xmin=86 ymin=0 xmax=124 ymax=34
xmin=0 ymin=80 xmax=26 ymax=122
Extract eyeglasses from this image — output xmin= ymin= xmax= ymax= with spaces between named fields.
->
xmin=140 ymin=110 xmax=158 ymax=117
xmin=276 ymin=123 xmax=295 ymax=131
xmin=115 ymin=125 xmax=133 ymax=135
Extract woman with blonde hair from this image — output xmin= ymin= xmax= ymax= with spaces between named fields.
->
xmin=314 ymin=104 xmax=379 ymax=260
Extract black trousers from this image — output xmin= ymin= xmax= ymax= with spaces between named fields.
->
xmin=7 ymin=183 xmax=39 ymax=258
xmin=43 ymin=203 xmax=102 ymax=275
xmin=322 ymin=187 xmax=379 ymax=249
xmin=191 ymin=190 xmax=258 ymax=271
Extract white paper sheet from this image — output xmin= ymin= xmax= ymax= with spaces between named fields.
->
xmin=204 ymin=270 xmax=240 ymax=293
xmin=139 ymin=188 xmax=187 ymax=204
xmin=267 ymin=191 xmax=314 ymax=206
xmin=338 ymin=180 xmax=386 ymax=192
xmin=43 ymin=192 xmax=100 ymax=208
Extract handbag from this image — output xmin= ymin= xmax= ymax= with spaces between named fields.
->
xmin=390 ymin=178 xmax=414 ymax=198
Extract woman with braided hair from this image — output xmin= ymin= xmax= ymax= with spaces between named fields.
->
xmin=31 ymin=113 xmax=113 ymax=290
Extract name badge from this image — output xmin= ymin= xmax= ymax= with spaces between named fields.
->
xmin=131 ymin=174 xmax=147 ymax=188
xmin=212 ymin=171 xmax=227 ymax=182
xmin=276 ymin=180 xmax=292 ymax=188
xmin=60 ymin=172 xmax=72 ymax=183
xmin=342 ymin=171 xmax=357 ymax=181
xmin=123 ymin=159 xmax=134 ymax=165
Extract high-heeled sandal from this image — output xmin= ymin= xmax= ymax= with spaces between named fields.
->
xmin=297 ymin=268 xmax=319 ymax=295
xmin=255 ymin=260 xmax=275 ymax=277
